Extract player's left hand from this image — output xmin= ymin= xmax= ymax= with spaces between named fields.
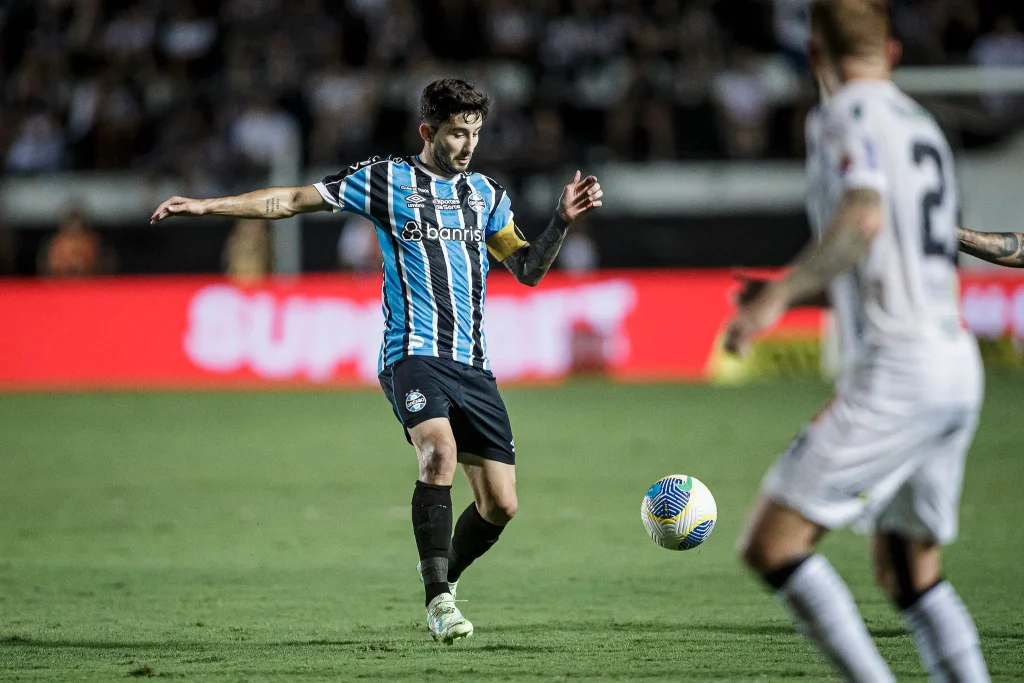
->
xmin=150 ymin=196 xmax=206 ymax=224
xmin=724 ymin=285 xmax=789 ymax=357
xmin=558 ymin=171 xmax=603 ymax=223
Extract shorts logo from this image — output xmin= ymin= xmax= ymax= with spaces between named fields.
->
xmin=468 ymin=192 xmax=486 ymax=212
xmin=405 ymin=390 xmax=426 ymax=413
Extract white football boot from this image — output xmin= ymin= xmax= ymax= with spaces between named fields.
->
xmin=426 ymin=593 xmax=473 ymax=644
xmin=416 ymin=561 xmax=459 ymax=600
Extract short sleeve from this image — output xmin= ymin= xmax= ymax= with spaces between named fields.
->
xmin=823 ymin=101 xmax=888 ymax=194
xmin=483 ymin=191 xmax=527 ymax=260
xmin=313 ymin=156 xmax=380 ymax=213
xmin=484 ymin=189 xmax=514 ymax=238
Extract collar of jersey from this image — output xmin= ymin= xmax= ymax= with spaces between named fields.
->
xmin=836 ymin=78 xmax=897 ymax=98
xmin=412 ymin=155 xmax=461 ymax=183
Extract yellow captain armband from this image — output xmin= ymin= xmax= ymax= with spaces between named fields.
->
xmin=486 ymin=221 xmax=528 ymax=261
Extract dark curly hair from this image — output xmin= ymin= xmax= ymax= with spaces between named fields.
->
xmin=419 ymin=79 xmax=491 ymax=129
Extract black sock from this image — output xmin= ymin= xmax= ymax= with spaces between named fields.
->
xmin=448 ymin=503 xmax=506 ymax=583
xmin=763 ymin=555 xmax=811 ymax=590
xmin=411 ymin=481 xmax=453 ymax=606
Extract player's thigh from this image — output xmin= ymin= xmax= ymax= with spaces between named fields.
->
xmin=459 ymin=453 xmax=517 ymax=523
xmin=739 ymin=493 xmax=826 ymax=573
xmin=408 ymin=417 xmax=458 ymax=456
xmin=379 ymin=356 xmax=456 ymax=441
xmin=874 ymin=409 xmax=979 ymax=546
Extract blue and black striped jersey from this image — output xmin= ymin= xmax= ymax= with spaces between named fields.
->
xmin=314 ymin=155 xmax=527 ymax=373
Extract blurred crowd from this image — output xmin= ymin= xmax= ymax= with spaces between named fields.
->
xmin=2 ymin=0 xmax=1024 ymax=278
xmin=4 ymin=0 xmax=1024 ymax=190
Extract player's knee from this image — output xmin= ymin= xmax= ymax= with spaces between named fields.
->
xmin=738 ymin=533 xmax=808 ymax=582
xmin=496 ymin=497 xmax=518 ymax=523
xmin=479 ymin=495 xmax=517 ymax=525
xmin=417 ymin=438 xmax=458 ymax=481
xmin=737 ymin=531 xmax=773 ymax=572
xmin=738 ymin=535 xmax=773 ymax=575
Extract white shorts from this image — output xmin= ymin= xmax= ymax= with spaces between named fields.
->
xmin=762 ymin=391 xmax=980 ymax=545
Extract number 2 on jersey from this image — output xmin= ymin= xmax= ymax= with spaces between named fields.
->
xmin=911 ymin=141 xmax=957 ymax=263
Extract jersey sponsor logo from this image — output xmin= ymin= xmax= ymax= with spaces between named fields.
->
xmin=401 ymin=220 xmax=423 ymax=241
xmin=400 ymin=220 xmax=482 ymax=243
xmin=433 ymin=198 xmax=462 ymax=211
xmin=408 ymin=335 xmax=425 ymax=349
xmin=405 ymin=390 xmax=427 ymax=413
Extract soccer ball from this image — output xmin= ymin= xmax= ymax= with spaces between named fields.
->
xmin=641 ymin=475 xmax=717 ymax=551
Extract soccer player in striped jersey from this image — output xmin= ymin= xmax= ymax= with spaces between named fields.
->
xmin=151 ymin=78 xmax=603 ymax=643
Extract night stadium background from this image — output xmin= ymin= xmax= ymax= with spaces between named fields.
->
xmin=3 ymin=1 xmax=1024 ymax=680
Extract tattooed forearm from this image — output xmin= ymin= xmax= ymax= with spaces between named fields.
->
xmin=265 ymin=197 xmax=281 ymax=215
xmin=502 ymin=213 xmax=570 ymax=286
xmin=957 ymin=227 xmax=1024 ymax=267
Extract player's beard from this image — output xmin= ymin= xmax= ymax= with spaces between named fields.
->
xmin=434 ymin=137 xmax=469 ymax=176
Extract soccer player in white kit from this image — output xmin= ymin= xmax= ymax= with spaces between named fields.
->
xmin=725 ymin=1 xmax=991 ymax=681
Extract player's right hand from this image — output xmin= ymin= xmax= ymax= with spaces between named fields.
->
xmin=724 ymin=282 xmax=789 ymax=357
xmin=733 ymin=276 xmax=771 ymax=306
xmin=150 ymin=196 xmax=205 ymax=224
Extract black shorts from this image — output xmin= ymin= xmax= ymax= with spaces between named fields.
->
xmin=379 ymin=356 xmax=516 ymax=465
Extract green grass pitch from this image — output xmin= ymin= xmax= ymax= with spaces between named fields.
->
xmin=2 ymin=377 xmax=1023 ymax=682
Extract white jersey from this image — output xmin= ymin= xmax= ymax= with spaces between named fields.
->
xmin=805 ymin=80 xmax=980 ymax=404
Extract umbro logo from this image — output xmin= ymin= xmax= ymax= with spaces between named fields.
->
xmin=405 ymin=193 xmax=428 ymax=208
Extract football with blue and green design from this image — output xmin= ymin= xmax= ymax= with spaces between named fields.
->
xmin=641 ymin=474 xmax=717 ymax=551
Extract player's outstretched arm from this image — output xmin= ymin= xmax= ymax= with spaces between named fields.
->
xmin=734 ymin=276 xmax=830 ymax=308
xmin=150 ymin=186 xmax=329 ymax=224
xmin=725 ymin=188 xmax=881 ymax=356
xmin=957 ymin=226 xmax=1024 ymax=267
xmin=502 ymin=171 xmax=602 ymax=286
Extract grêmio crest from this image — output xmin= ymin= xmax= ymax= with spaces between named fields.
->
xmin=401 ymin=220 xmax=482 ymax=243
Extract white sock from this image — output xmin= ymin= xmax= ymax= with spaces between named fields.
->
xmin=777 ymin=555 xmax=895 ymax=683
xmin=903 ymin=581 xmax=990 ymax=683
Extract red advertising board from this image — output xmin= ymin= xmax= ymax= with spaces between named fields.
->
xmin=6 ymin=269 xmax=1018 ymax=390
xmin=1 ymin=271 xmax=821 ymax=390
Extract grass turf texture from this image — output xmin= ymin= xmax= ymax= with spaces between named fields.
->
xmin=2 ymin=378 xmax=1023 ymax=682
